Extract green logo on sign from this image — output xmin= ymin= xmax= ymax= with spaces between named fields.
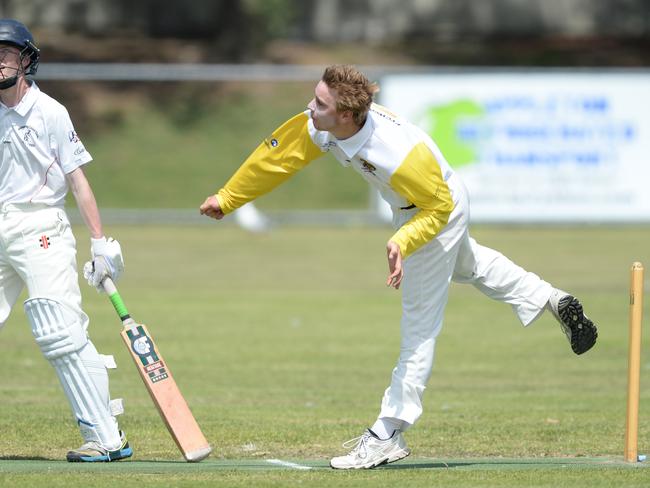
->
xmin=420 ymin=99 xmax=484 ymax=168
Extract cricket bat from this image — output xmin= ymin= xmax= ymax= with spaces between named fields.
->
xmin=102 ymin=277 xmax=212 ymax=462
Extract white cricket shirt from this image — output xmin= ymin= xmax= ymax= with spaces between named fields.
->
xmin=307 ymin=105 xmax=454 ymax=211
xmin=0 ymin=82 xmax=92 ymax=206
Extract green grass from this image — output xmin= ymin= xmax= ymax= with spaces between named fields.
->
xmin=1 ymin=224 xmax=649 ymax=487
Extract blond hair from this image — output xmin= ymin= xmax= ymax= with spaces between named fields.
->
xmin=321 ymin=65 xmax=379 ymax=126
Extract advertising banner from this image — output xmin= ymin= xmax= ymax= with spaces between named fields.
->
xmin=380 ymin=71 xmax=650 ymax=222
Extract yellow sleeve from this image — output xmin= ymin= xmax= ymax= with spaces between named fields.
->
xmin=216 ymin=112 xmax=324 ymax=214
xmin=388 ymin=142 xmax=455 ymax=258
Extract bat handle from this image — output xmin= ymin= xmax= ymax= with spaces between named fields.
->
xmin=102 ymin=276 xmax=118 ymax=295
xmin=101 ymin=277 xmax=132 ymax=323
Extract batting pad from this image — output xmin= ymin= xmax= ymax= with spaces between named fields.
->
xmin=24 ymin=297 xmax=122 ymax=450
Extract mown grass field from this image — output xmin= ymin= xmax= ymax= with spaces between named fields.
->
xmin=0 ymin=224 xmax=649 ymax=486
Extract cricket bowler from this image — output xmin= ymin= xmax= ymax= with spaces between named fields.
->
xmin=0 ymin=19 xmax=131 ymax=462
xmin=200 ymin=64 xmax=598 ymax=469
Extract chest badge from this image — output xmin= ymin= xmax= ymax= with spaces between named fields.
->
xmin=39 ymin=235 xmax=51 ymax=249
xmin=360 ymin=159 xmax=377 ymax=175
xmin=19 ymin=125 xmax=38 ymax=147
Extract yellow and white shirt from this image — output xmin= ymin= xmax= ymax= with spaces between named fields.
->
xmin=216 ymin=103 xmax=456 ymax=258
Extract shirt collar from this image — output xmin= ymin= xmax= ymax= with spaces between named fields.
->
xmin=328 ymin=113 xmax=374 ymax=158
xmin=1 ymin=81 xmax=39 ymax=117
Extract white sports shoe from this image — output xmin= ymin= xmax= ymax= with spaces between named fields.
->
xmin=547 ymin=288 xmax=598 ymax=355
xmin=330 ymin=429 xmax=410 ymax=469
xmin=66 ymin=430 xmax=132 ymax=462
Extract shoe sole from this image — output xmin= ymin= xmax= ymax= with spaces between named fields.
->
xmin=558 ymin=295 xmax=598 ymax=355
xmin=377 ymin=447 xmax=411 ymax=467
xmin=330 ymin=448 xmax=411 ymax=470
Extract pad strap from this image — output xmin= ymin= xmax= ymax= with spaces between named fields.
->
xmin=109 ymin=398 xmax=124 ymax=416
xmin=100 ymin=354 xmax=117 ymax=369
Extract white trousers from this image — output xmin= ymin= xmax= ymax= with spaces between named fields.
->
xmin=379 ymin=175 xmax=553 ymax=425
xmin=0 ymin=204 xmax=85 ymax=327
xmin=0 ymin=203 xmax=121 ymax=448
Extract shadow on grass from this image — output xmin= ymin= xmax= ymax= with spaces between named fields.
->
xmin=379 ymin=461 xmax=473 ymax=470
xmin=0 ymin=456 xmax=51 ymax=461
xmin=377 ymin=458 xmax=639 ymax=470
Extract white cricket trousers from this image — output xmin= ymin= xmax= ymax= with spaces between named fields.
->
xmin=0 ymin=203 xmax=121 ymax=449
xmin=378 ymin=174 xmax=553 ymax=426
xmin=0 ymin=204 xmax=85 ymax=327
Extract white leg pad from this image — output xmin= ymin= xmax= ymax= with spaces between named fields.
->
xmin=24 ymin=297 xmax=122 ymax=450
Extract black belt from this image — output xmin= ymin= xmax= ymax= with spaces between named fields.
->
xmin=400 ymin=204 xmax=416 ymax=210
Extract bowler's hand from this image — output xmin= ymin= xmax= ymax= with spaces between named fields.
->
xmin=386 ymin=240 xmax=403 ymax=290
xmin=200 ymin=195 xmax=225 ymax=220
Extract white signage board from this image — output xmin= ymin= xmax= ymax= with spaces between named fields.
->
xmin=380 ymin=71 xmax=650 ymax=222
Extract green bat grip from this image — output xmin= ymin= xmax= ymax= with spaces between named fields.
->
xmin=102 ymin=277 xmax=130 ymax=321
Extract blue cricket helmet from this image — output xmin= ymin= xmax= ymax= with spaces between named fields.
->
xmin=0 ymin=19 xmax=40 ymax=75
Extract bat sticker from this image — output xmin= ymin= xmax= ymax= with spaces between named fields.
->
xmin=127 ymin=326 xmax=169 ymax=383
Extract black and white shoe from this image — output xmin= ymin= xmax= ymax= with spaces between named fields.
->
xmin=547 ymin=289 xmax=598 ymax=355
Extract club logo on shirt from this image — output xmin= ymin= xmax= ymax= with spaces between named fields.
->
xmin=39 ymin=235 xmax=50 ymax=249
xmin=360 ymin=159 xmax=377 ymax=175
xmin=321 ymin=141 xmax=337 ymax=151
xmin=264 ymin=136 xmax=279 ymax=148
xmin=68 ymin=130 xmax=80 ymax=143
xmin=18 ymin=125 xmax=38 ymax=146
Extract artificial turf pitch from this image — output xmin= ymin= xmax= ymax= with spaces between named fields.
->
xmin=1 ymin=456 xmax=648 ymax=474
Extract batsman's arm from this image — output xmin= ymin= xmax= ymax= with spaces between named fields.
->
xmin=67 ymin=167 xmax=103 ymax=239
xmin=388 ymin=142 xmax=454 ymax=259
xmin=203 ymin=112 xmax=324 ymax=217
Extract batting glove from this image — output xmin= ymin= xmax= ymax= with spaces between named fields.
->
xmin=83 ymin=236 xmax=125 ymax=291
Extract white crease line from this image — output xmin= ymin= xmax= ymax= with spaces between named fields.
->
xmin=266 ymin=459 xmax=312 ymax=470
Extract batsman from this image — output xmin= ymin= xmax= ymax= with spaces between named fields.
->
xmin=0 ymin=19 xmax=131 ymax=461
xmin=200 ymin=64 xmax=599 ymax=469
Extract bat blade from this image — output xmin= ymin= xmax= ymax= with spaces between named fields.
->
xmin=121 ymin=323 xmax=212 ymax=462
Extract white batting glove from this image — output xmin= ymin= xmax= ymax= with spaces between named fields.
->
xmin=83 ymin=236 xmax=124 ymax=291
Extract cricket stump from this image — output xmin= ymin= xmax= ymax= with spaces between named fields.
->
xmin=625 ymin=262 xmax=644 ymax=463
